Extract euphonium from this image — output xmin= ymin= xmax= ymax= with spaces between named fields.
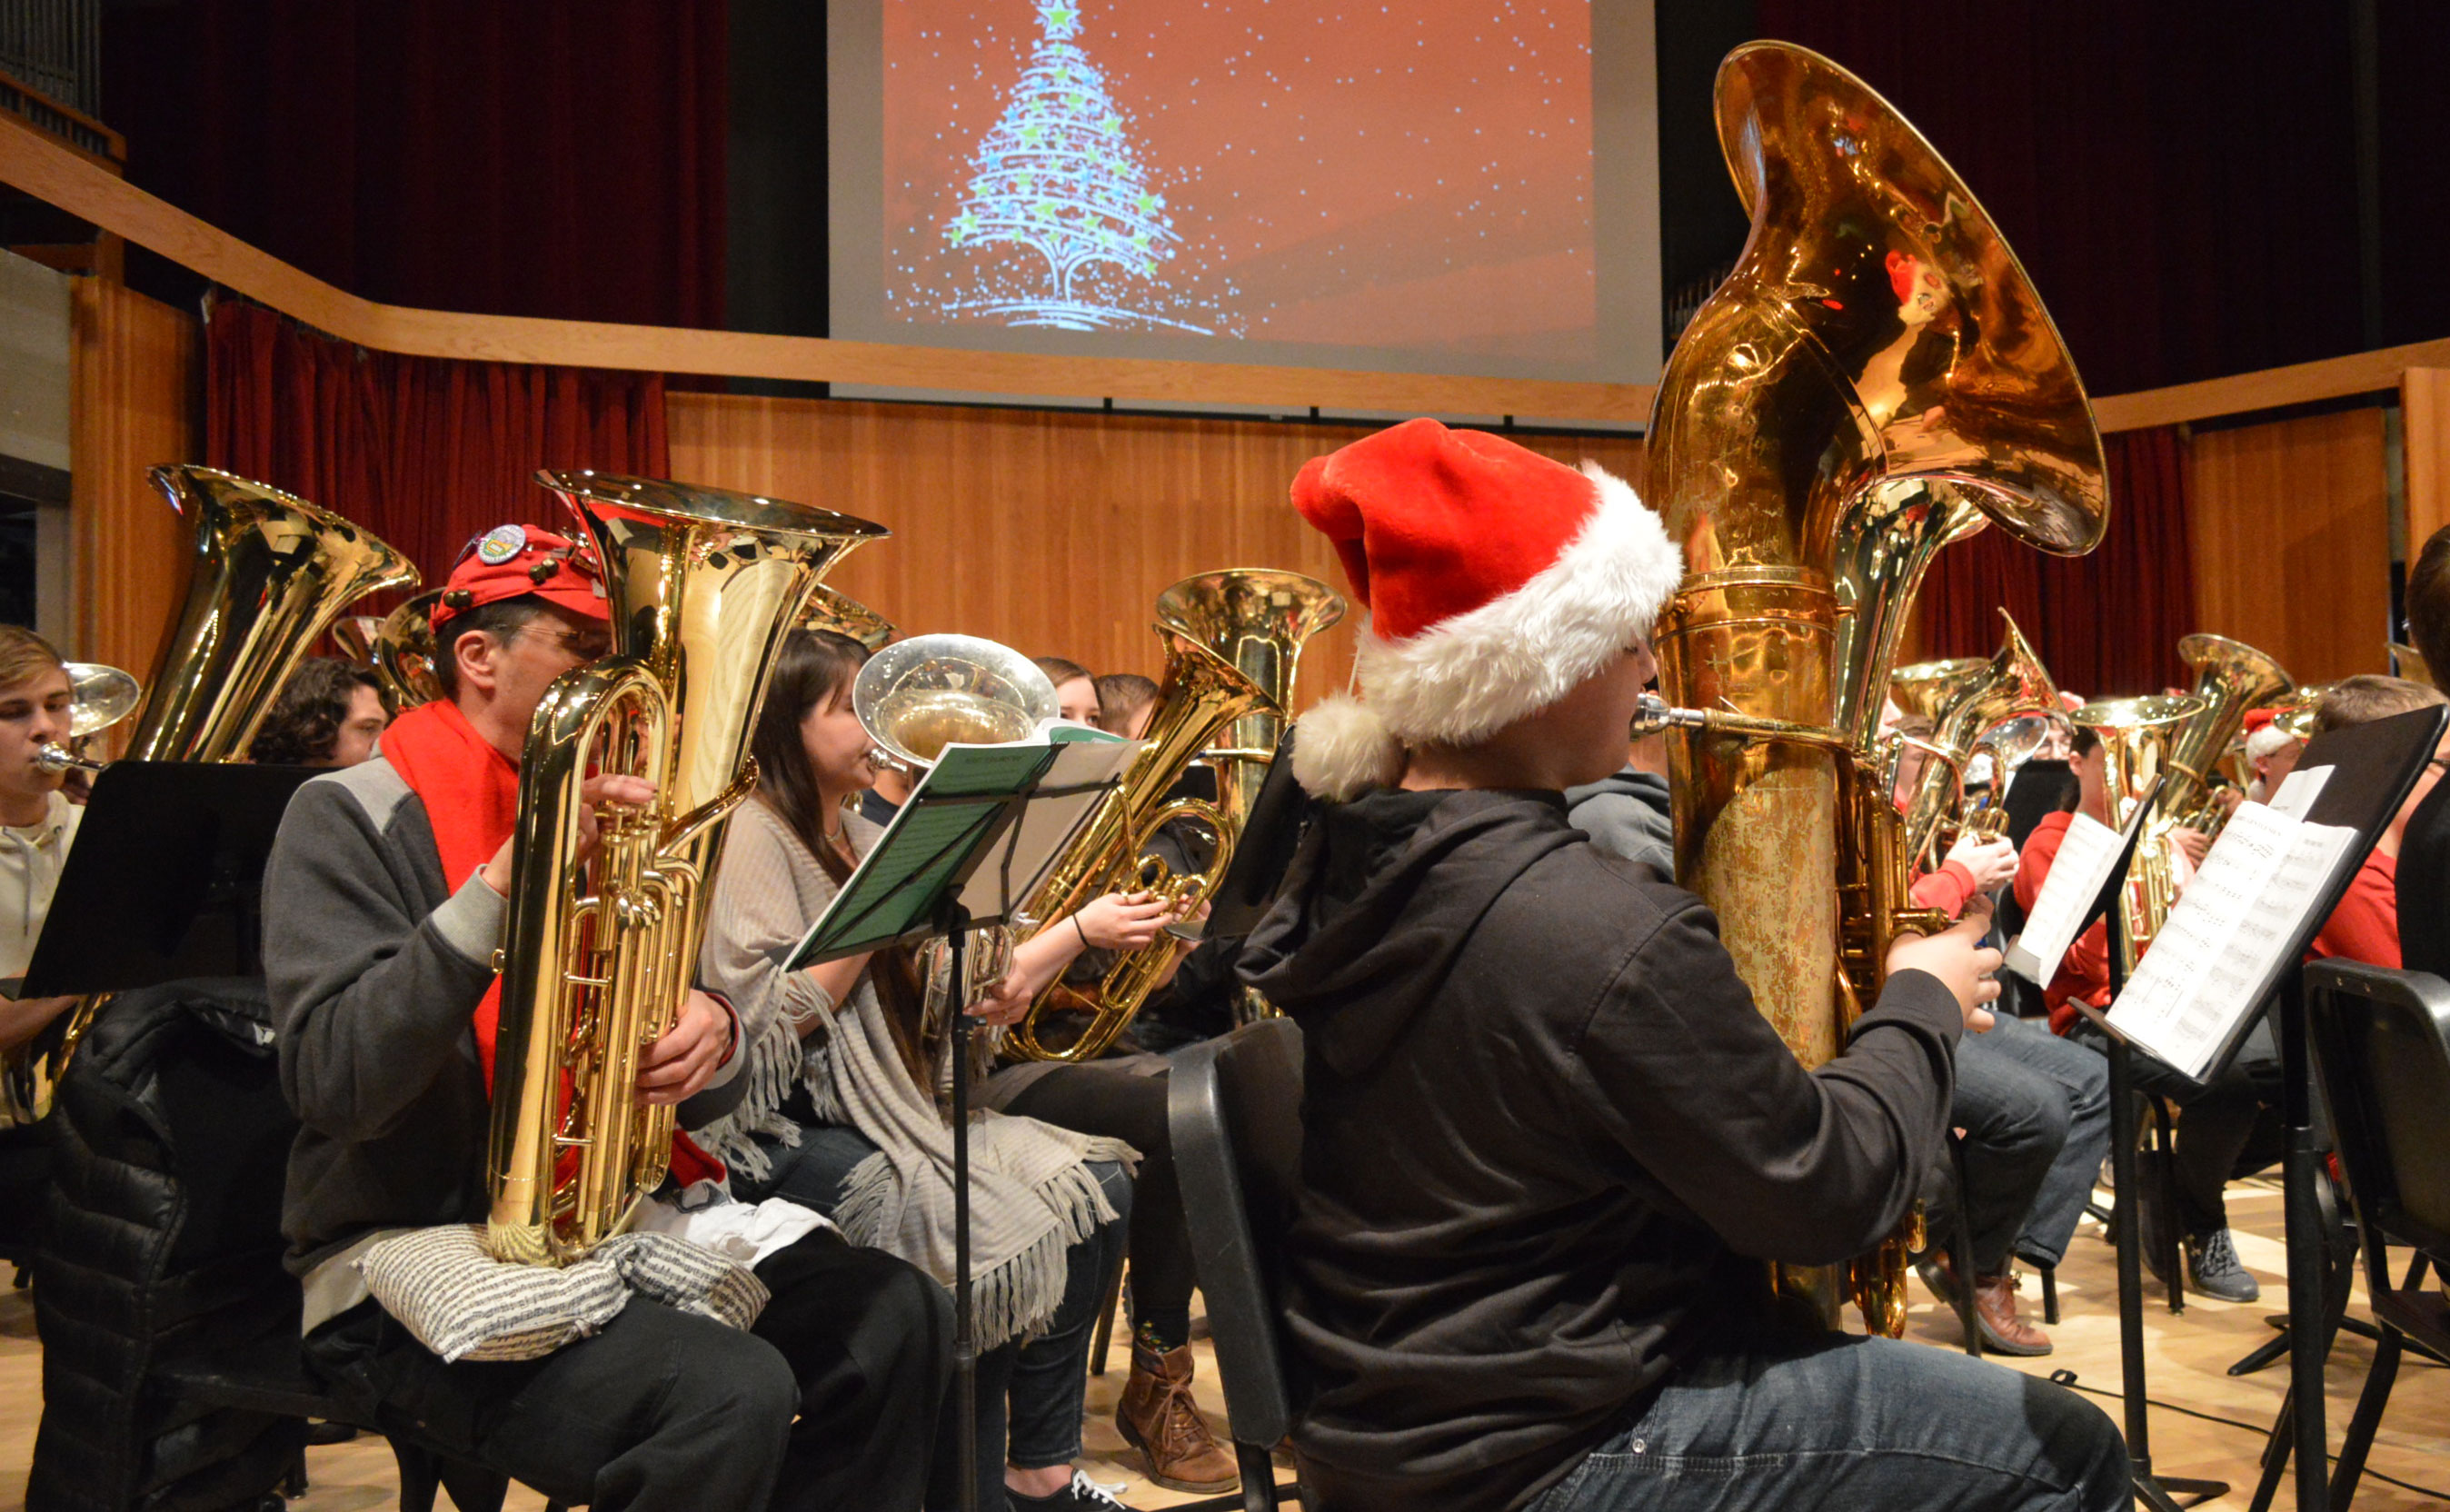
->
xmin=368 ymin=589 xmax=447 ymax=711
xmin=2161 ymin=633 xmax=2292 ymax=831
xmin=1002 ymin=597 xmax=1273 ymax=1063
xmin=1645 ymin=44 xmax=2108 ymax=1334
xmin=802 ymin=583 xmax=899 ymax=652
xmin=1157 ymin=570 xmax=1346 ymax=836
xmin=2069 ymin=694 xmax=2203 ymax=974
xmin=5 ymin=466 xmax=417 ymax=1123
xmin=483 ymin=472 xmax=885 ymax=1266
xmin=1895 ymin=611 xmax=2061 ymax=864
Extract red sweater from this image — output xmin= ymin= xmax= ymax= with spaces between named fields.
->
xmin=2012 ymin=811 xmax=2113 ymax=1034
xmin=2307 ymin=848 xmax=2400 ymax=968
xmin=1908 ymin=860 xmax=1982 ymax=920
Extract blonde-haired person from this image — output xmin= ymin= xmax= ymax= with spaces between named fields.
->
xmin=0 ymin=626 xmax=85 ymax=1056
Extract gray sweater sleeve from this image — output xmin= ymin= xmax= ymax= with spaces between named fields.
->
xmin=265 ymin=776 xmax=503 ymax=1143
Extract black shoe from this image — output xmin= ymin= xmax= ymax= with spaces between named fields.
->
xmin=2186 ymin=1228 xmax=2261 ymax=1302
xmin=1007 ymin=1469 xmax=1138 ymax=1511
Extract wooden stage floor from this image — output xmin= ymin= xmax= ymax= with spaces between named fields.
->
xmin=3 ymin=1175 xmax=2443 ymax=1509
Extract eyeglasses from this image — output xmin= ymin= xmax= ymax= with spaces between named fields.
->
xmin=522 ymin=624 xmax=614 ymax=662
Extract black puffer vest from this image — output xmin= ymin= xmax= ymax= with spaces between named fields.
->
xmin=27 ymin=979 xmax=306 ymax=1512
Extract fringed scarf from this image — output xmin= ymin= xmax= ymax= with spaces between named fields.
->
xmin=382 ymin=699 xmax=722 ymax=1189
xmin=695 ymin=800 xmax=1135 ymax=1348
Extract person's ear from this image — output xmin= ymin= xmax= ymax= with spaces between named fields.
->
xmin=454 ymin=630 xmax=503 ymax=697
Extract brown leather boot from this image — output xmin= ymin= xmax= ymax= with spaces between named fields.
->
xmin=1116 ymin=1341 xmax=1239 ymax=1494
xmin=1972 ymin=1271 xmax=2053 ymax=1357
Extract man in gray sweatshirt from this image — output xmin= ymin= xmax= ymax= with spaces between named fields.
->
xmin=264 ymin=524 xmax=948 ymax=1512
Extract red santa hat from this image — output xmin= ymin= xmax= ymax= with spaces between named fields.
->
xmin=1287 ymin=418 xmax=1682 ymax=800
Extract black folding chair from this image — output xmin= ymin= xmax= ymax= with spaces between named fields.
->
xmin=2266 ymin=960 xmax=2450 ymax=1509
xmin=1170 ymin=1019 xmax=1309 ymax=1512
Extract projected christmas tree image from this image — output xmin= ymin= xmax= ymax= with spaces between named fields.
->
xmin=939 ymin=0 xmax=1210 ymax=332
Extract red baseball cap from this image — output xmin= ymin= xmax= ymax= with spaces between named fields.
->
xmin=430 ymin=523 xmax=609 ymax=634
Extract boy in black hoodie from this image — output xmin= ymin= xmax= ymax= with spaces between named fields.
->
xmin=1239 ymin=420 xmax=2126 ymax=1512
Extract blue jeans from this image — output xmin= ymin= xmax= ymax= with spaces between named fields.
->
xmin=1525 ymin=1331 xmax=2127 ymax=1512
xmin=1954 ymin=1014 xmax=2112 ymax=1270
xmin=736 ymin=1122 xmax=1131 ymax=1509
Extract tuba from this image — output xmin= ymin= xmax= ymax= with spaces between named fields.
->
xmin=5 ymin=467 xmax=417 ymax=1123
xmin=1894 ymin=611 xmax=2062 ymax=864
xmin=1002 ymin=586 xmax=1279 ymax=1063
xmin=367 ymin=588 xmax=448 ymax=711
xmin=803 ymin=583 xmax=899 ymax=652
xmin=1156 ymin=571 xmax=1346 ymax=837
xmin=2160 ymin=633 xmax=2292 ymax=832
xmin=483 ymin=472 xmax=885 ymax=1265
xmin=1644 ymin=44 xmax=2108 ymax=1334
xmin=2069 ymin=694 xmax=2203 ymax=973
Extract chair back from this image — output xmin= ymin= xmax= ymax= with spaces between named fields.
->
xmin=2303 ymin=960 xmax=2450 ymax=1273
xmin=1170 ymin=1016 xmax=1304 ymax=1452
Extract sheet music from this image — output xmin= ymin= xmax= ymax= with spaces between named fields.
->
xmin=2267 ymin=762 xmax=2329 ymax=820
xmin=2107 ymin=793 xmax=2357 ymax=1079
xmin=2006 ymin=811 xmax=2123 ymax=986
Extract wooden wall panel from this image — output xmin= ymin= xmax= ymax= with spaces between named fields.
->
xmin=666 ymin=394 xmax=1643 ymax=713
xmin=69 ymin=277 xmax=195 ymax=684
xmin=2404 ymin=368 xmax=2450 ymax=556
xmin=2186 ymin=406 xmax=2391 ymax=686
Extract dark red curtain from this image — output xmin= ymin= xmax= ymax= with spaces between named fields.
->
xmin=1917 ymin=427 xmax=2196 ymax=698
xmin=1747 ymin=1 xmax=2369 ymax=396
xmin=104 ymin=0 xmax=727 ymax=329
xmin=205 ymin=300 xmax=669 ymax=598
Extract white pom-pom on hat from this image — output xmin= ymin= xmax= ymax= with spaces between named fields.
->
xmin=1289 ymin=693 xmax=1405 ymax=801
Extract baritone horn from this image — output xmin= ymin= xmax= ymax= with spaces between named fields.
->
xmin=1158 ymin=570 xmax=1345 ymax=832
xmin=1003 ymin=578 xmax=1283 ymax=1063
xmin=1644 ymin=43 xmax=2108 ymax=1334
xmin=483 ymin=473 xmax=885 ymax=1266
xmin=1893 ymin=611 xmax=2062 ymax=865
xmin=6 ymin=466 xmax=417 ymax=1124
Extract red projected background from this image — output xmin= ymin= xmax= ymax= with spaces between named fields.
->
xmin=881 ymin=0 xmax=1595 ymax=368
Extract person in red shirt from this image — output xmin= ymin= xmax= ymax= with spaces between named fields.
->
xmin=2304 ymin=676 xmax=2450 ymax=967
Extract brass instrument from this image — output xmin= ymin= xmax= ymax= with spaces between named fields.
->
xmin=30 ymin=663 xmax=144 ymax=777
xmin=6 ymin=466 xmax=417 ymax=1123
xmin=2161 ymin=633 xmax=2292 ymax=831
xmin=484 ymin=472 xmax=884 ymax=1266
xmin=851 ymin=635 xmax=1058 ymax=1043
xmin=2391 ymin=642 xmax=2432 ymax=687
xmin=803 ymin=583 xmax=898 ymax=652
xmin=2069 ymin=694 xmax=2203 ymax=973
xmin=854 ymin=633 xmax=1058 ymax=771
xmin=1894 ymin=612 xmax=2061 ymax=864
xmin=332 ymin=614 xmax=383 ymax=666
xmin=1645 ymin=44 xmax=2108 ymax=1334
xmin=368 ymin=589 xmax=447 ymax=710
xmin=1003 ymin=589 xmax=1278 ymax=1063
xmin=2266 ymin=683 xmax=2328 ymax=743
xmin=1156 ymin=571 xmax=1346 ymax=833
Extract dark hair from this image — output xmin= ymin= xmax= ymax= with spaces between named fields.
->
xmin=434 ymin=595 xmax=550 ymax=697
xmin=2069 ymin=724 xmax=2101 ymax=760
xmin=2410 ymin=524 xmax=2450 ymax=687
xmin=1033 ymin=656 xmax=1091 ymax=690
xmin=250 ymin=657 xmax=385 ymax=764
xmin=2313 ymin=673 xmax=2445 ymax=735
xmin=1092 ymin=672 xmax=1158 ymax=734
xmin=747 ymin=629 xmax=934 ymax=1089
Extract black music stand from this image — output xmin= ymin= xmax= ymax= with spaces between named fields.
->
xmin=789 ymin=739 xmax=1129 ymax=1512
xmin=2033 ymin=779 xmax=2224 ymax=1512
xmin=2077 ymin=706 xmax=2445 ymax=1512
xmin=19 ymin=762 xmax=319 ymax=1002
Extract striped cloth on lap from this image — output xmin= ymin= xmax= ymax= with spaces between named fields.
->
xmin=357 ymin=1223 xmax=771 ymax=1363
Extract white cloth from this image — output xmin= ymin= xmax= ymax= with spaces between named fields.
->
xmin=0 ymin=791 xmax=80 ymax=980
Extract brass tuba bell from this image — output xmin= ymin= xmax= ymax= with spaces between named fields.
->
xmin=1644 ymin=43 xmax=2109 ymax=1335
xmin=483 ymin=473 xmax=886 ymax=1265
xmin=1893 ymin=610 xmax=2063 ymax=864
xmin=1154 ymin=570 xmax=1345 ymax=841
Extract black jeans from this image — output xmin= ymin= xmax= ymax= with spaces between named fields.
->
xmin=1000 ymin=1057 xmax=1197 ymax=1348
xmin=739 ymin=1121 xmax=1132 ymax=1510
xmin=302 ymin=1228 xmax=951 ymax=1512
xmin=2071 ymin=1017 xmax=2283 ymax=1234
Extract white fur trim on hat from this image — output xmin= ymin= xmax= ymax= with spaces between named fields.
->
xmin=1356 ymin=462 xmax=1678 ymax=746
xmin=1289 ymin=693 xmax=1406 ymax=801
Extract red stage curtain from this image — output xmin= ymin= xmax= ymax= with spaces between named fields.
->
xmin=1917 ymin=426 xmax=2196 ymax=699
xmin=103 ymin=0 xmax=727 ymax=330
xmin=204 ymin=299 xmax=669 ymax=599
